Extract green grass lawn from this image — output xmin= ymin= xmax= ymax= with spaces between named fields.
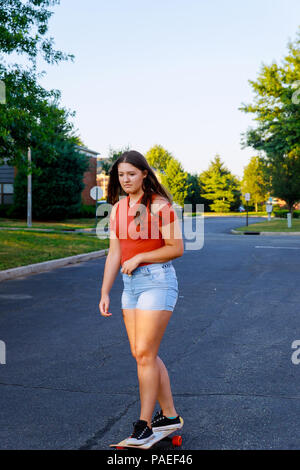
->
xmin=0 ymin=213 xmax=269 ymax=227
xmin=234 ymin=219 xmax=300 ymax=232
xmin=0 ymin=230 xmax=109 ymax=271
xmin=0 ymin=218 xmax=96 ymax=230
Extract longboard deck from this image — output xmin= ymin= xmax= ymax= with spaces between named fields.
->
xmin=110 ymin=417 xmax=184 ymax=450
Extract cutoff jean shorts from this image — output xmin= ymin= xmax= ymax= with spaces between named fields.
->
xmin=120 ymin=261 xmax=179 ymax=312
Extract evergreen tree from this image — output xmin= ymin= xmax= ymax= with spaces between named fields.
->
xmin=14 ymin=138 xmax=89 ymax=220
xmin=160 ymin=157 xmax=190 ymax=206
xmin=200 ymin=155 xmax=240 ymax=213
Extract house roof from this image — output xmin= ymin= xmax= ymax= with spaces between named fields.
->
xmin=75 ymin=145 xmax=100 ymax=157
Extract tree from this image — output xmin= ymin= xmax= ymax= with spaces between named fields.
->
xmin=184 ymin=172 xmax=207 ymax=209
xmin=200 ymin=155 xmax=241 ymax=212
xmin=0 ymin=0 xmax=75 ymax=167
xmin=8 ymin=97 xmax=87 ymax=220
xmin=159 ymin=157 xmax=190 ymax=206
xmin=0 ymin=66 xmax=77 ymax=167
xmin=99 ymin=145 xmax=130 ymax=175
xmin=0 ymin=1 xmax=88 ymax=220
xmin=145 ymin=145 xmax=173 ymax=173
xmin=13 ymin=139 xmax=89 ymax=220
xmin=0 ymin=0 xmax=73 ymax=64
xmin=263 ymin=149 xmax=300 ymax=213
xmin=241 ymin=156 xmax=269 ymax=212
xmin=239 ymin=28 xmax=300 ymax=212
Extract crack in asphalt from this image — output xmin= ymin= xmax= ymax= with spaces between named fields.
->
xmin=0 ymin=381 xmax=138 ymax=395
xmin=78 ymin=398 xmax=139 ymax=450
xmin=1 ymin=380 xmax=299 ymax=408
xmin=1 ymin=382 xmax=298 ymax=401
xmin=174 ymin=391 xmax=300 ymax=400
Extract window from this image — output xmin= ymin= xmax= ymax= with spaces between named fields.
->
xmin=0 ymin=183 xmax=14 ymax=204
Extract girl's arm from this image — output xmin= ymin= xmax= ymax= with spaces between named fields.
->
xmin=99 ymin=203 xmax=121 ymax=316
xmin=101 ymin=203 xmax=121 ymax=296
xmin=136 ymin=217 xmax=184 ymax=264
xmin=101 ymin=239 xmax=121 ymax=296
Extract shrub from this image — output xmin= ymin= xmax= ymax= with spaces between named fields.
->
xmin=273 ymin=209 xmax=300 ymax=218
xmin=72 ymin=204 xmax=95 ymax=218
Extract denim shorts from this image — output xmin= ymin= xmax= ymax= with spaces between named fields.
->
xmin=120 ymin=261 xmax=179 ymax=312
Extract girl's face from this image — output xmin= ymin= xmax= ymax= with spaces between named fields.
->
xmin=118 ymin=162 xmax=147 ymax=194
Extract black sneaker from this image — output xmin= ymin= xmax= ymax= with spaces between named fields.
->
xmin=126 ymin=420 xmax=154 ymax=445
xmin=151 ymin=409 xmax=182 ymax=431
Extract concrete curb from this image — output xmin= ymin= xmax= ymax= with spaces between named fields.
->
xmin=0 ymin=227 xmax=99 ymax=233
xmin=231 ymin=229 xmax=300 ymax=236
xmin=0 ymin=249 xmax=108 ymax=282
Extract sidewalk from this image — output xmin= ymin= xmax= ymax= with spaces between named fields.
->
xmin=0 ymin=248 xmax=108 ymax=282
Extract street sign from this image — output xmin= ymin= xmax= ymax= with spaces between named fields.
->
xmin=90 ymin=186 xmax=103 ymax=201
xmin=266 ymin=204 xmax=273 ymax=213
xmin=244 ymin=193 xmax=250 ymax=201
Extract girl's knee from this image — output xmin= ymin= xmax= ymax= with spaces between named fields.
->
xmin=135 ymin=348 xmax=157 ymax=366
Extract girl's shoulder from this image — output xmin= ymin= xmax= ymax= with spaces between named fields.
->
xmin=151 ymin=193 xmax=171 ymax=208
xmin=151 ymin=193 xmax=170 ymax=203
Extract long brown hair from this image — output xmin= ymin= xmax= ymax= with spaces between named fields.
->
xmin=107 ymin=150 xmax=173 ymax=223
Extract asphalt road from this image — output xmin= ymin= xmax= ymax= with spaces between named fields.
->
xmin=1 ymin=216 xmax=300 ymax=450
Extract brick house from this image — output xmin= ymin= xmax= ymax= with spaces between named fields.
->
xmin=75 ymin=146 xmax=100 ymax=205
xmin=0 ymin=145 xmax=100 ymax=207
xmin=96 ymin=157 xmax=109 ymax=200
xmin=0 ymin=160 xmax=15 ymax=204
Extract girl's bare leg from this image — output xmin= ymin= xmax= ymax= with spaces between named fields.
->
xmin=156 ymin=356 xmax=177 ymax=417
xmin=135 ymin=308 xmax=175 ymax=428
xmin=122 ymin=308 xmax=177 ymax=427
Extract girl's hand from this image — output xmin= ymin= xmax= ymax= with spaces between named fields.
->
xmin=121 ymin=255 xmax=142 ymax=276
xmin=99 ymin=293 xmax=112 ymax=317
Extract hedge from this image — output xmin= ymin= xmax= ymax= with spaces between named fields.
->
xmin=273 ymin=209 xmax=300 ymax=219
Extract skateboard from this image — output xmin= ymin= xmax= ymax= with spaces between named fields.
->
xmin=110 ymin=417 xmax=184 ymax=450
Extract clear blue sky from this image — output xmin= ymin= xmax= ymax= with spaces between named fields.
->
xmin=35 ymin=0 xmax=300 ymax=178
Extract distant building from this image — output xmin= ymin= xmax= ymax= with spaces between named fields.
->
xmin=0 ymin=158 xmax=15 ymax=205
xmin=75 ymin=145 xmax=100 ymax=206
xmin=96 ymin=157 xmax=110 ymax=200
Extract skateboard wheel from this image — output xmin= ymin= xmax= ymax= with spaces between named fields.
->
xmin=172 ymin=435 xmax=182 ymax=447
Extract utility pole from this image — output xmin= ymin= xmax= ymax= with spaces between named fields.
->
xmin=27 ymin=142 xmax=32 ymax=228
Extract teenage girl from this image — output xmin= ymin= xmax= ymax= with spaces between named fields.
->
xmin=99 ymin=150 xmax=184 ymax=445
